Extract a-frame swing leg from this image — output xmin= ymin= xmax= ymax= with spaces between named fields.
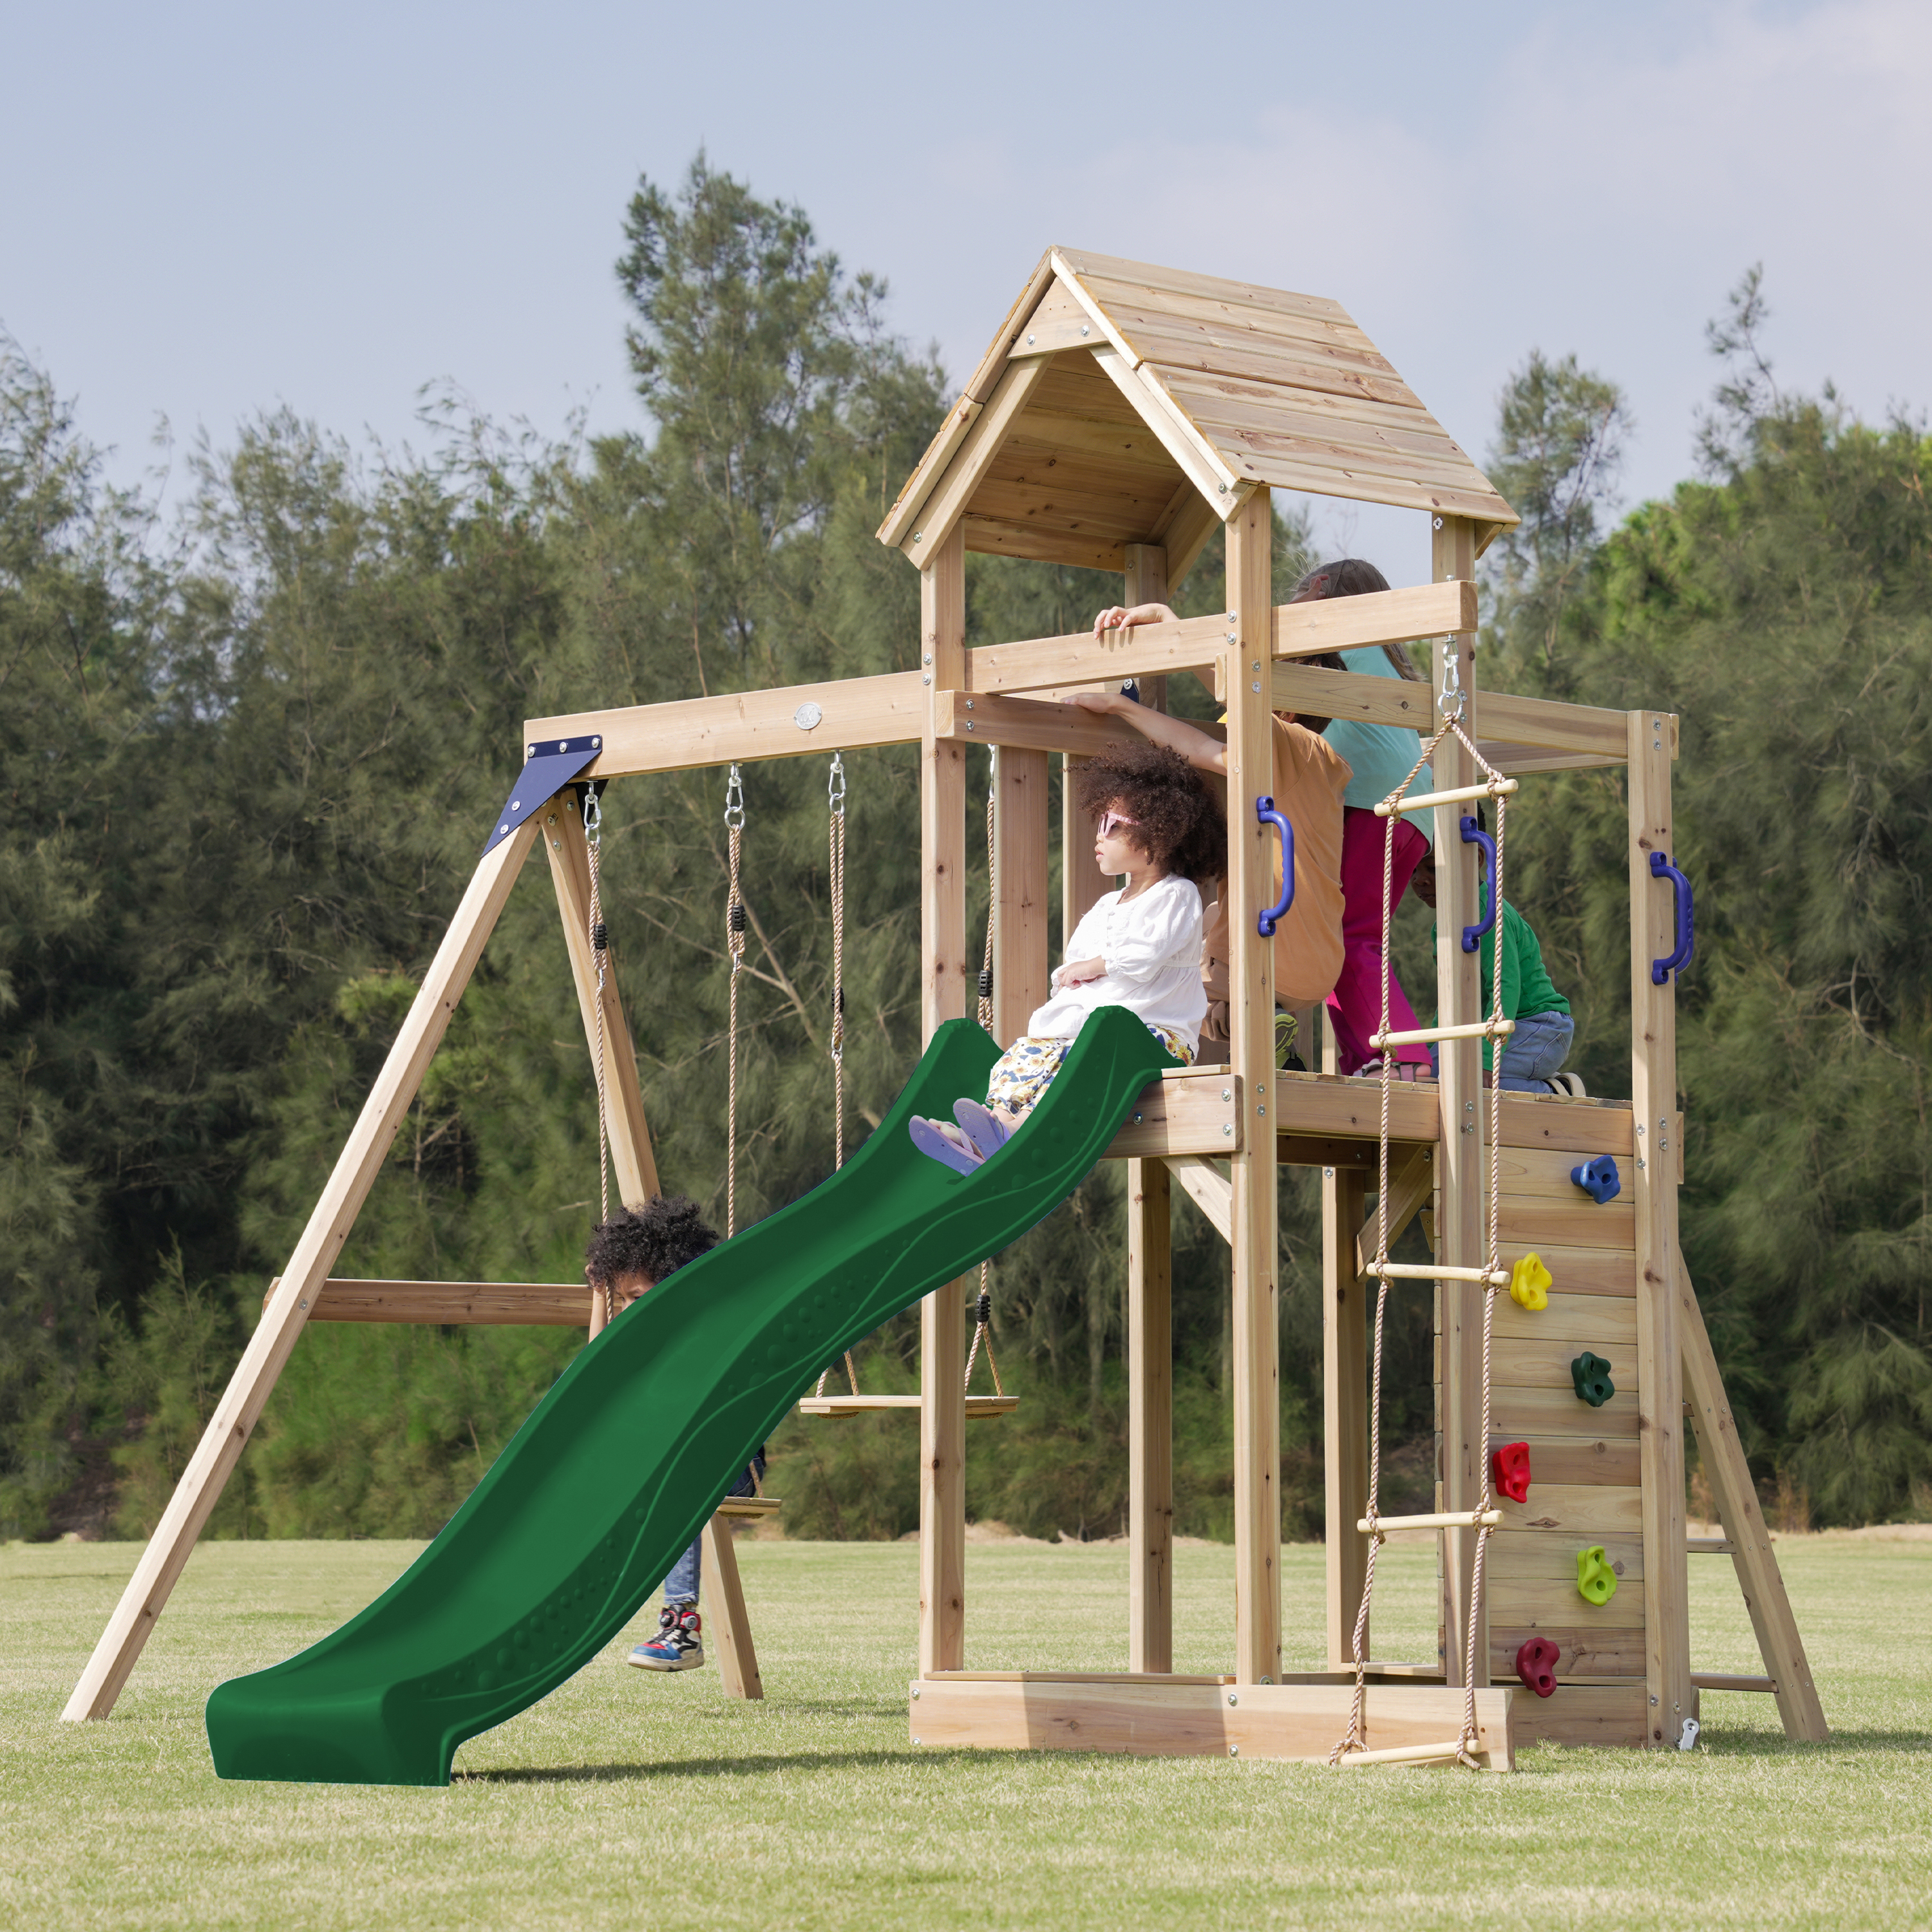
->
xmin=62 ymin=819 xmax=544 ymax=1722
xmin=1676 ymin=1248 xmax=1828 ymax=1741
xmin=540 ymin=793 xmax=660 ymax=1338
xmin=700 ymin=1516 xmax=765 ymax=1700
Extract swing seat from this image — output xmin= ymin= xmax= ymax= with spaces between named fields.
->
xmin=795 ymin=1394 xmax=1018 ymax=1420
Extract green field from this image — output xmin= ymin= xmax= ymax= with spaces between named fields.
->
xmin=3 ymin=1531 xmax=1927 ymax=1929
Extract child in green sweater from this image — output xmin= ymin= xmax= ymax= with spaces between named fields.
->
xmin=1412 ymin=851 xmax=1583 ymax=1097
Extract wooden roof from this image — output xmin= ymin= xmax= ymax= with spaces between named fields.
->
xmin=879 ymin=247 xmax=1518 ymax=581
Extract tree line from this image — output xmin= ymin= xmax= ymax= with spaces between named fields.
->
xmin=3 ymin=171 xmax=1927 ymax=1544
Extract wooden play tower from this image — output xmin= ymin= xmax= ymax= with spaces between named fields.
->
xmin=66 ymin=248 xmax=1824 ymax=1770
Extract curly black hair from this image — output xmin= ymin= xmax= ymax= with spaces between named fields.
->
xmin=1074 ymin=740 xmax=1226 ymax=884
xmin=585 ymin=1195 xmax=719 ymax=1289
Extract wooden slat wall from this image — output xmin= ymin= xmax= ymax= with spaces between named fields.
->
xmin=1444 ymin=1121 xmax=1650 ymax=1748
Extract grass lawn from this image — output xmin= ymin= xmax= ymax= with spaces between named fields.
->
xmin=3 ymin=1529 xmax=1928 ymax=1929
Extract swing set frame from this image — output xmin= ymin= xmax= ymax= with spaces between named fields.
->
xmin=64 ymin=249 xmax=1826 ymax=1771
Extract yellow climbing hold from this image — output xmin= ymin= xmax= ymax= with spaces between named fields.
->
xmin=1509 ymin=1252 xmax=1553 ymax=1311
xmin=1577 ymin=1545 xmax=1620 ymax=1606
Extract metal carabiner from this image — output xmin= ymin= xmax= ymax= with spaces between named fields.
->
xmin=827 ymin=752 xmax=846 ymax=819
xmin=1439 ymin=643 xmax=1466 ymax=723
xmin=724 ymin=763 xmax=746 ymax=831
xmin=582 ymin=783 xmax=603 ymax=844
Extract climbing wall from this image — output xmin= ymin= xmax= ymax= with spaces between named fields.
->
xmin=1435 ymin=1108 xmax=1652 ymax=1748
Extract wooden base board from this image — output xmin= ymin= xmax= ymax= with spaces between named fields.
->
xmin=907 ymin=1676 xmax=1513 ymax=1769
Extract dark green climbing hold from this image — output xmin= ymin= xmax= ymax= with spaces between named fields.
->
xmin=1571 ymin=1351 xmax=1615 ymax=1407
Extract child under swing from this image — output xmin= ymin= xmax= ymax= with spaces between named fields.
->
xmin=911 ymin=742 xmax=1224 ymax=1171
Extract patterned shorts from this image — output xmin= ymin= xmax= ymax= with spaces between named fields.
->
xmin=984 ymin=1024 xmax=1195 ymax=1119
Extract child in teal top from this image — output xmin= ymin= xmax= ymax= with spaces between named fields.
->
xmin=1414 ymin=858 xmax=1582 ymax=1096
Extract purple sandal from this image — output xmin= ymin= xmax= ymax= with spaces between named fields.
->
xmin=952 ymin=1099 xmax=1012 ymax=1160
xmin=910 ymin=1115 xmax=984 ymax=1175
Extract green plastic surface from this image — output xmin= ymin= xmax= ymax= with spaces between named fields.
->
xmin=205 ymin=1010 xmax=1175 ymax=1786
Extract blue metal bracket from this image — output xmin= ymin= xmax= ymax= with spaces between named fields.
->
xmin=484 ymin=736 xmax=605 ymax=856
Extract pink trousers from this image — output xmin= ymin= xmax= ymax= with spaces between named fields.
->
xmin=1324 ymin=810 xmax=1430 ymax=1074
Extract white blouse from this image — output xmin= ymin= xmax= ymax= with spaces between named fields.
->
xmin=1024 ymin=874 xmax=1207 ymax=1053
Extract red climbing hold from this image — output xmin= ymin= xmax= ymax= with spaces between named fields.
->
xmin=1516 ymin=1636 xmax=1560 ymax=1699
xmin=1492 ymin=1441 xmax=1532 ymax=1504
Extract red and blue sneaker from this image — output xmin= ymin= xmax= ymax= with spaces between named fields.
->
xmin=628 ymin=1605 xmax=705 ymax=1671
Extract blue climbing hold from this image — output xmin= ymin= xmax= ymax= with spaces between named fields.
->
xmin=1571 ymin=1155 xmax=1622 ymax=1204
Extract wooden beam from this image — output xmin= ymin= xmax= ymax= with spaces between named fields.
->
xmin=1005 ymin=277 xmax=1097 ymax=358
xmin=1431 ymin=516 xmax=1486 ymax=1693
xmin=975 ymin=610 xmax=1231 ymax=699
xmin=1101 ymin=1070 xmax=1241 ymax=1159
xmin=1274 ymin=662 xmax=1430 ymax=731
xmin=527 ymin=672 xmax=927 ymax=781
xmin=920 ymin=526 xmax=970 ymax=1680
xmin=934 ymin=688 xmax=1139 ymax=759
xmin=1128 ymin=1159 xmax=1173 ymax=1674
xmin=1324 ymin=1164 xmax=1370 ymax=1669
xmin=906 ymin=1676 xmax=1513 ymax=1768
xmin=1479 ymin=690 xmax=1634 ymax=760
xmin=700 ymin=1515 xmax=764 ymax=1700
xmin=992 ymin=746 xmax=1052 ymax=1044
xmin=301 ymin=1279 xmax=589 ymax=1325
xmin=1354 ymin=1146 xmax=1435 ymax=1281
xmin=1675 ymin=1247 xmax=1828 ymax=1741
xmin=542 ymin=793 xmax=660 ymax=1245
xmin=900 ymin=356 xmax=1057 ymax=565
xmin=1091 ymin=346 xmax=1244 ymax=509
xmin=1276 ymin=580 xmax=1475 ymax=659
xmin=1167 ymin=1153 xmax=1233 ymax=1241
xmin=1224 ymin=489 xmax=1282 ymax=1686
xmin=878 ymin=394 xmax=982 ymax=547
xmin=62 ymin=819 xmax=542 ymax=1722
xmin=1629 ymin=707 xmax=1693 ymax=1747
xmin=1161 ymin=489 xmax=1223 ymax=593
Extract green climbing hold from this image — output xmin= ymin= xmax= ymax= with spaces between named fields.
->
xmin=1571 ymin=1350 xmax=1615 ymax=1406
xmin=1577 ymin=1545 xmax=1619 ymax=1606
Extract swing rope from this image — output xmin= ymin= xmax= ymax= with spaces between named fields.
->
xmin=724 ymin=764 xmax=746 ymax=1242
xmin=967 ymin=762 xmax=1000 ymax=1396
xmin=816 ymin=752 xmax=862 ymax=1400
xmin=583 ymin=784 xmax=617 ymax=1331
xmin=1331 ymin=653 xmax=1513 ymax=1771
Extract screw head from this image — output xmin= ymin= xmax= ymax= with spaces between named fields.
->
xmin=1227 ymin=1692 xmax=1238 ymax=1706
xmin=1228 ymin=1744 xmax=1239 ymax=1757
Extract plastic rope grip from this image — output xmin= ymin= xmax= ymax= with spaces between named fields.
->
xmin=1491 ymin=1441 xmax=1531 ymax=1504
xmin=1509 ymin=1253 xmax=1552 ymax=1311
xmin=1515 ymin=1636 xmax=1560 ymax=1699
xmin=1571 ymin=1350 xmax=1615 ymax=1406
xmin=1571 ymin=1155 xmax=1622 ymax=1204
xmin=1576 ymin=1545 xmax=1619 ymax=1607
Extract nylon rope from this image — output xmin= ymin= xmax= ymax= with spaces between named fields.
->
xmin=584 ymin=786 xmax=614 ymax=1330
xmin=1331 ymin=652 xmax=1511 ymax=1772
xmin=725 ymin=765 xmax=745 ymax=1243
xmin=816 ymin=753 xmax=861 ymax=1399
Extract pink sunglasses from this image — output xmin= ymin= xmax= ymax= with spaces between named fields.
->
xmin=1097 ymin=810 xmax=1139 ymax=838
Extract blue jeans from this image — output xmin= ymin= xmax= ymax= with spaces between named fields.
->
xmin=663 ymin=1457 xmax=764 ymax=1607
xmin=1498 ymin=1010 xmax=1574 ymax=1092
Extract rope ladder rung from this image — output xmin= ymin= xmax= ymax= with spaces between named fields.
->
xmin=1370 ymin=1262 xmax=1508 ymax=1285
xmin=1374 ymin=777 xmax=1518 ymax=815
xmin=1370 ymin=1018 xmax=1512 ymax=1048
xmin=1358 ymin=1510 xmax=1502 ymax=1535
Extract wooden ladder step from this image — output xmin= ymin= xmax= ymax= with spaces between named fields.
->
xmin=1692 ymin=1672 xmax=1777 ymax=1694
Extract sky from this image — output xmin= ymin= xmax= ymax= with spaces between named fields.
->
xmin=5 ymin=0 xmax=1929 ymax=584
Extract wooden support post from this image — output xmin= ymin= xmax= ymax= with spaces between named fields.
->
xmin=920 ymin=525 xmax=970 ymax=1678
xmin=1675 ymin=1247 xmax=1828 ymax=1742
xmin=700 ymin=1515 xmax=764 ymax=1700
xmin=542 ymin=793 xmax=661 ymax=1336
xmin=1124 ymin=543 xmax=1170 ymax=715
xmin=1431 ymin=514 xmax=1486 ymax=1689
xmin=62 ymin=820 xmax=542 ymax=1721
xmin=1061 ymin=752 xmax=1109 ymax=946
xmin=1128 ymin=1157 xmax=1173 ymax=1673
xmin=992 ymin=746 xmax=1052 ymax=1042
xmin=1629 ymin=708 xmax=1693 ymax=1745
xmin=1323 ymin=1164 xmax=1369 ymax=1668
xmin=1224 ymin=489 xmax=1281 ymax=1685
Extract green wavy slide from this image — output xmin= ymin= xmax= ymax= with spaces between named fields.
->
xmin=205 ymin=1008 xmax=1176 ymax=1785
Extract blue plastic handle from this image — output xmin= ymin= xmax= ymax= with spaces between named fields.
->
xmin=1256 ymin=796 xmax=1294 ymax=937
xmin=1459 ymin=815 xmax=1498 ymax=954
xmin=1649 ymin=851 xmax=1695 ymax=984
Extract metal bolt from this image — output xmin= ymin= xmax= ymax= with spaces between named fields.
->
xmin=1434 ymin=515 xmax=1444 ymax=529
xmin=1256 ymin=1084 xmax=1265 ymax=1096
xmin=1026 ymin=334 xmax=1036 ymax=346
xmin=1257 ymin=1105 xmax=1266 ymax=1117
xmin=923 ymin=675 xmax=932 ymax=685
xmin=1228 ymin=1745 xmax=1239 ymax=1757
xmin=1251 ymin=682 xmax=1261 ymax=693
xmin=1227 ymin=1692 xmax=1239 ymax=1706
xmin=1134 ymin=1112 xmax=1144 ymax=1124
xmin=1079 ymin=323 xmax=1090 ymax=336
xmin=923 ymin=654 xmax=933 ymax=665
xmin=911 ymin=1687 xmax=920 ymax=1699
xmin=1260 ymin=1676 xmax=1273 ymax=1685
xmin=913 ymin=532 xmax=922 ymax=544
xmin=1325 ymin=1168 xmax=1334 ymax=1179
xmin=912 ymin=1736 xmax=922 ymax=1745
xmin=551 ymin=840 xmax=561 ymax=850
xmin=965 ymin=721 xmax=974 ymax=731
xmin=1222 ymin=1124 xmax=1233 ymax=1137
xmin=965 ymin=699 xmax=974 ymax=710
xmin=299 ymin=1299 xmax=307 ymax=1309
xmin=1222 ymin=1090 xmax=1232 ymax=1102
xmin=592 ymin=737 xmax=601 ymax=748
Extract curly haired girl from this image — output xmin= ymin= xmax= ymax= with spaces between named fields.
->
xmin=911 ymin=742 xmax=1224 ymax=1171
